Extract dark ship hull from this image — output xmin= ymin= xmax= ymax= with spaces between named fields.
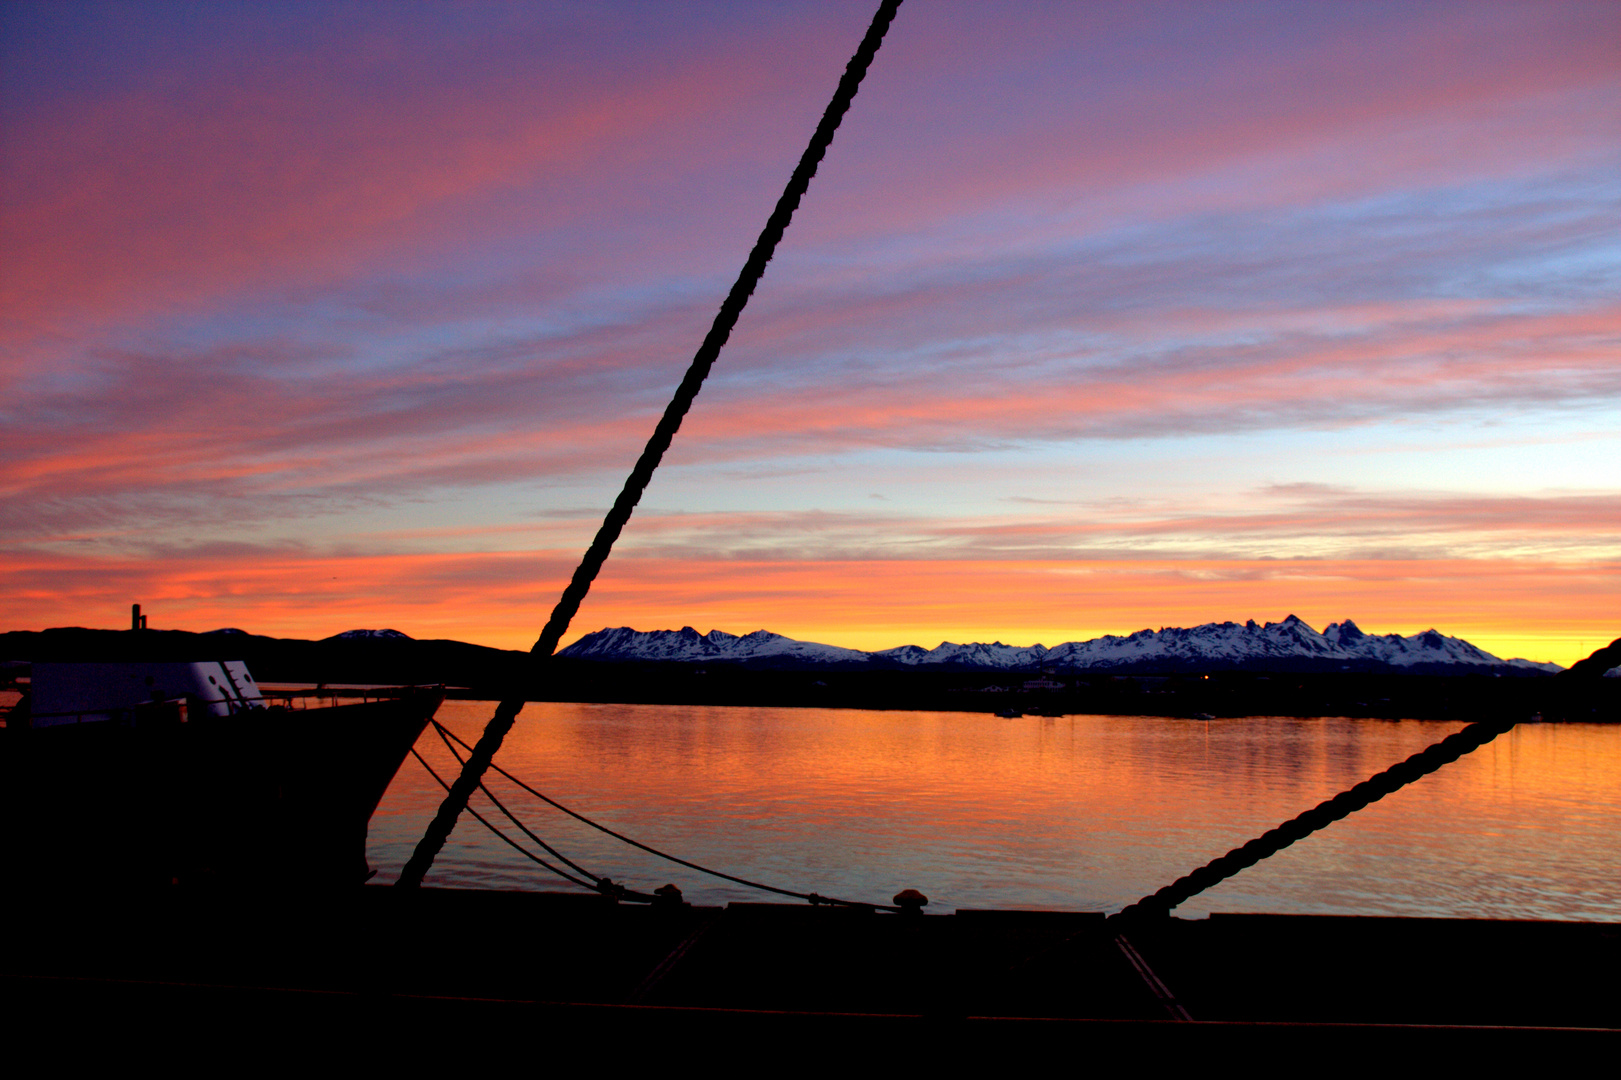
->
xmin=2 ymin=687 xmax=442 ymax=890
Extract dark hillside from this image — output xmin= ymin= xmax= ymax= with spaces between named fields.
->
xmin=0 ymin=627 xmax=526 ymax=692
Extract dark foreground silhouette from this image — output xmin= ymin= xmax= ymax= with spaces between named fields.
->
xmin=6 ymin=888 xmax=1616 ymax=1062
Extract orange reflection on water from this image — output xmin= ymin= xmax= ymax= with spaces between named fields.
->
xmin=369 ymin=703 xmax=1621 ymax=920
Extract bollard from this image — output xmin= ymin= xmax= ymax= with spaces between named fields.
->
xmin=892 ymin=888 xmax=928 ymax=916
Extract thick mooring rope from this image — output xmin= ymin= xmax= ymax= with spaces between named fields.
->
xmin=397 ymin=0 xmax=904 ymax=889
xmin=433 ymin=720 xmax=894 ymax=910
xmin=1112 ymin=714 xmax=1520 ymax=922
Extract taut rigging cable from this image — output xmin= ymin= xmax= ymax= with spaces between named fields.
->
xmin=397 ymin=0 xmax=905 ymax=889
xmin=430 ymin=719 xmax=896 ymax=910
xmin=429 ymin=722 xmax=654 ymax=902
xmin=408 ymin=745 xmax=597 ymax=892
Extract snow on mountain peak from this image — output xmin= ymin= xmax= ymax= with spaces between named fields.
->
xmin=562 ymin=626 xmax=867 ymax=664
xmin=558 ymin=619 xmax=1561 ymax=673
xmin=1323 ymin=620 xmax=1365 ymax=645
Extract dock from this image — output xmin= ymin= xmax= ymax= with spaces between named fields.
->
xmin=8 ymin=887 xmax=1616 ymax=1061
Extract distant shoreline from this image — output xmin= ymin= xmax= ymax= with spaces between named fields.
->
xmin=497 ymin=664 xmax=1614 ymax=724
xmin=3 ymin=625 xmax=1614 ymax=723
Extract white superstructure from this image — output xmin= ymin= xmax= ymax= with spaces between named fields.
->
xmin=28 ymin=661 xmax=265 ymax=727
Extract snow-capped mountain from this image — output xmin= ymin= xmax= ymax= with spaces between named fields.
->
xmin=873 ymin=640 xmax=1051 ymax=667
xmin=562 ymin=626 xmax=867 ymax=665
xmin=327 ymin=628 xmax=413 ymax=641
xmin=1048 ymin=617 xmax=1559 ymax=672
xmin=559 ymin=617 xmax=1563 ymax=673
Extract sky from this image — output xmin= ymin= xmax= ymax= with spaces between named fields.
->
xmin=3 ymin=1 xmax=1618 ymax=665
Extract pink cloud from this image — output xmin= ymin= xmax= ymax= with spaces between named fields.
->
xmin=4 ymin=292 xmax=1616 ymax=548
xmin=797 ymin=1 xmax=1621 ymax=244
xmin=1 ymin=7 xmax=867 ymax=344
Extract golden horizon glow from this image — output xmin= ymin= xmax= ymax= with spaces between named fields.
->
xmin=5 ymin=549 xmax=1612 ymax=668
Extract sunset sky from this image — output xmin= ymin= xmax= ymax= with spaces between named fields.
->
xmin=4 ymin=1 xmax=1618 ymax=666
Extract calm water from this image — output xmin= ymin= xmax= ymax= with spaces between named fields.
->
xmin=368 ymin=702 xmax=1621 ymax=920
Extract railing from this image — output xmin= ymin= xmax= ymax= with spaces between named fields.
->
xmin=259 ymin=686 xmax=426 ymax=711
xmin=5 ymin=684 xmax=432 ymax=727
xmin=23 ymin=696 xmax=200 ymax=727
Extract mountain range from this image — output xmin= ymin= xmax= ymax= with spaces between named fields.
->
xmin=559 ymin=617 xmax=1564 ymax=674
xmin=2 ymin=618 xmax=1582 ymax=689
xmin=7 ymin=622 xmax=1613 ymax=720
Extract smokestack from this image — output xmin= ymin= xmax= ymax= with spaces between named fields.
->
xmin=131 ymin=603 xmax=147 ymax=631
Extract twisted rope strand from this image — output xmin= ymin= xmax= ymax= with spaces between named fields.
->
xmin=1113 ymin=715 xmax=1519 ymax=922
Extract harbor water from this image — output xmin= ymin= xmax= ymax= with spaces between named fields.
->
xmin=369 ymin=701 xmax=1621 ymax=920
